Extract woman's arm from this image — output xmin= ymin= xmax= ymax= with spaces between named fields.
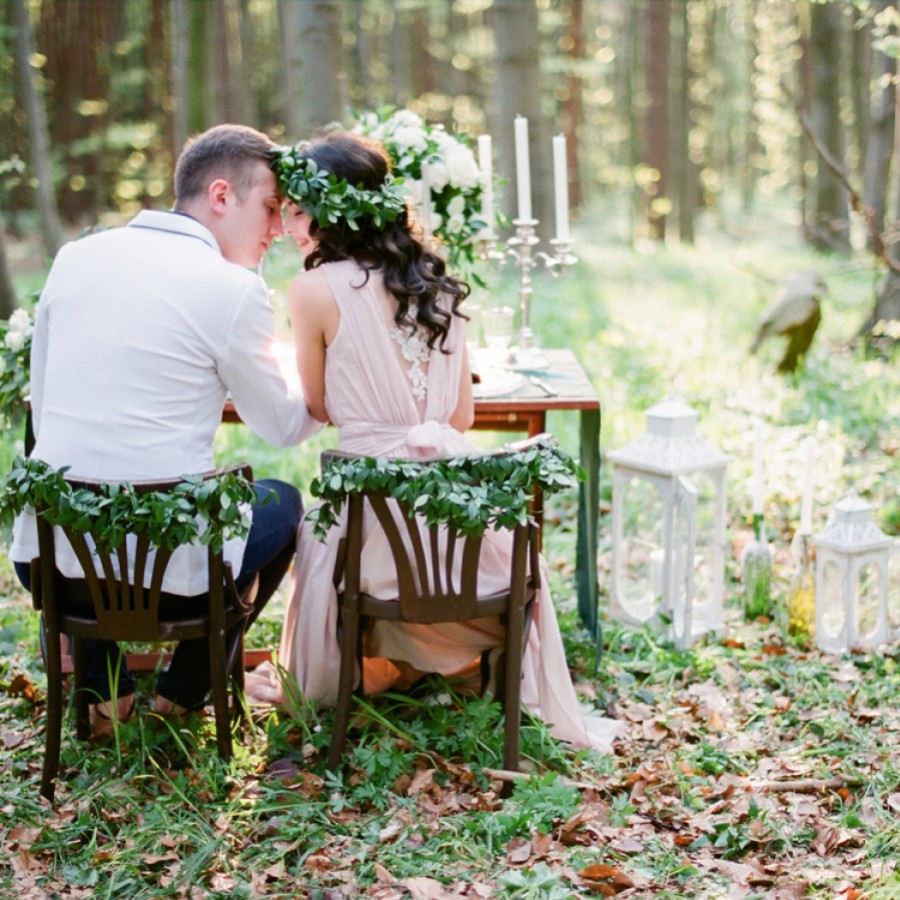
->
xmin=449 ymin=345 xmax=475 ymax=432
xmin=287 ymin=269 xmax=339 ymax=424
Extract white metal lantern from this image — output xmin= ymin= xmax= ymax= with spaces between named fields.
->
xmin=812 ymin=492 xmax=894 ymax=653
xmin=608 ymin=397 xmax=731 ymax=648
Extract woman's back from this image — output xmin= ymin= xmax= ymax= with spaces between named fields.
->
xmin=320 ymin=259 xmax=469 ymax=457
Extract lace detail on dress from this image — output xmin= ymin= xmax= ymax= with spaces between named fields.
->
xmin=390 ymin=302 xmax=431 ymax=401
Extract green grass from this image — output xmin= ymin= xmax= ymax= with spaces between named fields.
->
xmin=1 ymin=200 xmax=899 ymax=896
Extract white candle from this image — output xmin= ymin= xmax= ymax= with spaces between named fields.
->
xmin=752 ymin=420 xmax=764 ymax=515
xmin=514 ymin=115 xmax=532 ymax=221
xmin=800 ymin=436 xmax=816 ymax=533
xmin=420 ymin=162 xmax=432 ymax=243
xmin=478 ymin=134 xmax=494 ymax=236
xmin=552 ymin=133 xmax=570 ymax=242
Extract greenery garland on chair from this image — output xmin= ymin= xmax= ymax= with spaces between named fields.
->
xmin=0 ymin=457 xmax=257 ymax=554
xmin=307 ymin=438 xmax=584 ymax=540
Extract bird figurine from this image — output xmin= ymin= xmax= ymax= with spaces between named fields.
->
xmin=750 ymin=270 xmax=825 ymax=373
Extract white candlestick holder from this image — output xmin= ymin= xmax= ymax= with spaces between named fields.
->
xmin=477 ymin=218 xmax=577 ymax=370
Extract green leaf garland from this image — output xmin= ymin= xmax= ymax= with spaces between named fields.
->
xmin=307 ymin=439 xmax=584 ymax=540
xmin=0 ymin=457 xmax=257 ymax=554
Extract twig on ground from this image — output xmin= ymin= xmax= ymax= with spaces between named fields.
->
xmin=749 ymin=776 xmax=862 ymax=793
xmin=482 ymin=767 xmax=600 ymax=791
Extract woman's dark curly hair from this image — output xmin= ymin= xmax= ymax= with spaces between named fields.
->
xmin=294 ymin=131 xmax=469 ymax=351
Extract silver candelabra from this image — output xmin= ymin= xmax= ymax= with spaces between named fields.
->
xmin=479 ymin=218 xmax=577 ymax=369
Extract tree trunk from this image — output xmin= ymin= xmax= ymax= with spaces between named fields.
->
xmin=672 ymin=0 xmax=693 ymax=243
xmin=278 ymin=0 xmax=304 ymax=138
xmin=12 ymin=0 xmax=63 ymax=259
xmin=0 ymin=211 xmax=18 ymax=319
xmin=295 ymin=0 xmax=346 ymax=134
xmin=643 ymin=0 xmax=670 ymax=241
xmin=862 ymin=0 xmax=896 ymax=253
xmin=561 ymin=0 xmax=585 ymax=211
xmin=622 ymin=0 xmax=640 ymax=244
xmin=491 ymin=0 xmax=550 ymax=242
xmin=391 ymin=0 xmax=413 ymax=107
xmin=170 ymin=0 xmax=190 ymax=155
xmin=807 ymin=0 xmax=850 ymax=253
xmin=348 ymin=0 xmax=372 ymax=111
xmin=186 ymin=0 xmax=208 ymax=133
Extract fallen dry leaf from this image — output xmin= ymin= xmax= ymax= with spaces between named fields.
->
xmin=506 ymin=836 xmax=532 ymax=864
xmin=404 ymin=876 xmax=458 ymax=900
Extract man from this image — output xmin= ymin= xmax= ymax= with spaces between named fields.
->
xmin=10 ymin=124 xmax=320 ymax=728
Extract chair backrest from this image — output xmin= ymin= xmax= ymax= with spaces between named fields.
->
xmin=323 ymin=446 xmax=542 ymax=624
xmin=33 ymin=463 xmax=253 ymax=641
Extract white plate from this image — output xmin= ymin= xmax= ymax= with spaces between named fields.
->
xmin=472 ymin=367 xmax=527 ymax=398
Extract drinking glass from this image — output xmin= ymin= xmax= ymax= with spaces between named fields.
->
xmin=482 ymin=306 xmax=515 ymax=360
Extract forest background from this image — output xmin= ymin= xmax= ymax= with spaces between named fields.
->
xmin=2 ymin=0 xmax=899 ymax=328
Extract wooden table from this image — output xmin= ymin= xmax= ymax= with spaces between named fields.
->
xmin=468 ymin=349 xmax=601 ymax=636
xmin=224 ymin=348 xmax=602 ymax=635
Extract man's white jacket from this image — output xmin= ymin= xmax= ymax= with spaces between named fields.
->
xmin=10 ymin=210 xmax=320 ymax=595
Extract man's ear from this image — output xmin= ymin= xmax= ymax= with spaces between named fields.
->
xmin=208 ymin=178 xmax=231 ymax=215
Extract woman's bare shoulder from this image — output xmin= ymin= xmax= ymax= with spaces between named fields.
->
xmin=287 ymin=267 xmax=333 ymax=306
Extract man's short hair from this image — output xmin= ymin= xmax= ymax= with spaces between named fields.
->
xmin=174 ymin=124 xmax=276 ymax=207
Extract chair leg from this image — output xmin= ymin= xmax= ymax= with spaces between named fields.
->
xmin=71 ymin=638 xmax=90 ymax=741
xmin=327 ymin=603 xmax=360 ymax=771
xmin=502 ymin=610 xmax=526 ymax=772
xmin=230 ymin=628 xmax=247 ymax=728
xmin=41 ymin=616 xmax=63 ymax=802
xmin=209 ymin=631 xmax=232 ymax=761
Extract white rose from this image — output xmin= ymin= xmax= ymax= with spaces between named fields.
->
xmin=446 ymin=213 xmax=466 ymax=235
xmin=4 ymin=331 xmax=26 ymax=352
xmin=426 ymin=160 xmax=449 ymax=192
xmin=8 ymin=309 xmax=31 ymax=334
xmin=431 ymin=129 xmax=454 ymax=150
xmin=443 ymin=143 xmax=480 ymax=190
xmin=390 ymin=126 xmax=428 ymax=154
xmin=447 ymin=194 xmax=466 ymax=217
xmin=354 ymin=112 xmax=379 ymax=132
xmin=390 ymin=110 xmax=423 ymax=129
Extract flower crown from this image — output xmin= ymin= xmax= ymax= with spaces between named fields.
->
xmin=272 ymin=144 xmax=407 ymax=231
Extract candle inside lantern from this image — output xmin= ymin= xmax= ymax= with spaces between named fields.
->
xmin=420 ymin=161 xmax=432 ymax=243
xmin=800 ymin=436 xmax=816 ymax=533
xmin=514 ymin=115 xmax=532 ymax=221
xmin=552 ymin=133 xmax=570 ymax=242
xmin=478 ymin=134 xmax=494 ymax=236
xmin=751 ymin=420 xmax=764 ymax=515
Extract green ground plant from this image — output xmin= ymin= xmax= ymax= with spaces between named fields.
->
xmin=0 ymin=199 xmax=898 ymax=897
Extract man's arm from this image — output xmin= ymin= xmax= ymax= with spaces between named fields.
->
xmin=218 ymin=278 xmax=324 ymax=447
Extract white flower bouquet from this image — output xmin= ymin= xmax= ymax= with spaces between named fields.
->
xmin=0 ymin=307 xmax=33 ymax=426
xmin=354 ymin=108 xmax=489 ymax=273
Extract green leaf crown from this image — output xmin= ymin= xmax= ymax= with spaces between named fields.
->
xmin=272 ymin=145 xmax=408 ymax=232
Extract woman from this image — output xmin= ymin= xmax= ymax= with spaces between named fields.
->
xmin=266 ymin=131 xmax=621 ymax=752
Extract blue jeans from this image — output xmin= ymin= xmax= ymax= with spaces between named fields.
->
xmin=16 ymin=479 xmax=302 ymax=709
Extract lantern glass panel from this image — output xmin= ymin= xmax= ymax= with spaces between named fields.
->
xmin=671 ymin=486 xmax=692 ymax=646
xmin=620 ymin=477 xmax=664 ymax=623
xmin=819 ymin=559 xmax=845 ymax=640
xmin=691 ymin=471 xmax=718 ymax=624
xmin=857 ymin=562 xmax=881 ymax=641
xmin=889 ymin=553 xmax=900 ymax=632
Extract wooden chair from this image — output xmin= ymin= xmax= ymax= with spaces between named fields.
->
xmin=325 ymin=448 xmax=541 ymax=773
xmin=29 ymin=464 xmax=259 ymax=802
